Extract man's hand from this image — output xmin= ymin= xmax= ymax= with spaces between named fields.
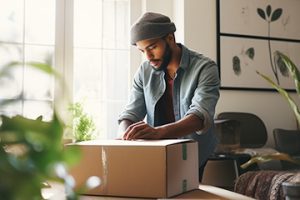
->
xmin=118 ymin=114 xmax=204 ymax=140
xmin=122 ymin=121 xmax=161 ymax=140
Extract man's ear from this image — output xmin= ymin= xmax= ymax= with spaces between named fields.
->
xmin=165 ymin=33 xmax=175 ymax=44
xmin=167 ymin=33 xmax=175 ymax=41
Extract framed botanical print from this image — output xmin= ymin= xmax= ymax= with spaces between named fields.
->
xmin=216 ymin=0 xmax=300 ymax=91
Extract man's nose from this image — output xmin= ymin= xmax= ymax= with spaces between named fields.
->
xmin=144 ymin=50 xmax=153 ymax=60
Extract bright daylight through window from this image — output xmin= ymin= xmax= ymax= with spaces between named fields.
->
xmin=0 ymin=0 xmax=55 ymax=121
xmin=0 ymin=0 xmax=130 ymax=139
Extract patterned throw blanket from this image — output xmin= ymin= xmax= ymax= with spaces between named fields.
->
xmin=234 ymin=170 xmax=300 ymax=200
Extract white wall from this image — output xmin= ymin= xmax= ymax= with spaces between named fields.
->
xmin=141 ymin=0 xmax=173 ymax=17
xmin=175 ymin=0 xmax=299 ymax=147
xmin=138 ymin=0 xmax=298 ymax=147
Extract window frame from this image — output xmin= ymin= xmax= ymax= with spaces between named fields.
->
xmin=54 ymin=0 xmax=143 ymax=138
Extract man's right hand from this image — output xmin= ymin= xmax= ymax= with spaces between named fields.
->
xmin=122 ymin=121 xmax=161 ymax=140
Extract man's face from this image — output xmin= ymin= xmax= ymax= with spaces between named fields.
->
xmin=136 ymin=37 xmax=172 ymax=71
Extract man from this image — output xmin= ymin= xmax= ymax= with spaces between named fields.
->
xmin=118 ymin=12 xmax=220 ymax=181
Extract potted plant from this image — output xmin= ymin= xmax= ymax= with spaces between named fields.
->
xmin=256 ymin=51 xmax=300 ymax=163
xmin=241 ymin=51 xmax=300 ymax=199
xmin=68 ymin=102 xmax=96 ymax=142
xmin=256 ymin=51 xmax=300 ymax=126
xmin=242 ymin=51 xmax=300 ymax=167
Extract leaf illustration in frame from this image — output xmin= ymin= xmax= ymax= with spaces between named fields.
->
xmin=266 ymin=5 xmax=272 ymax=17
xmin=233 ymin=56 xmax=241 ymax=75
xmin=245 ymin=47 xmax=255 ymax=60
xmin=257 ymin=8 xmax=266 ymax=20
xmin=271 ymin=8 xmax=283 ymax=22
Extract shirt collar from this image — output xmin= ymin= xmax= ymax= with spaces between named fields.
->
xmin=177 ymin=43 xmax=190 ymax=71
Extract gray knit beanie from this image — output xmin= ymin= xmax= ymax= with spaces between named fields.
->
xmin=130 ymin=12 xmax=176 ymax=45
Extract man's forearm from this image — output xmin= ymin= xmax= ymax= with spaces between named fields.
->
xmin=157 ymin=114 xmax=204 ymax=138
xmin=118 ymin=115 xmax=204 ymax=140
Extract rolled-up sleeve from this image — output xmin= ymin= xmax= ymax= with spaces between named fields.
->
xmin=118 ymin=66 xmax=147 ymax=123
xmin=184 ymin=60 xmax=220 ymax=134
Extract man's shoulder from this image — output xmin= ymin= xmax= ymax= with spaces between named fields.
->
xmin=190 ymin=50 xmax=212 ymax=62
xmin=182 ymin=45 xmax=215 ymax=65
xmin=189 ymin=51 xmax=216 ymax=67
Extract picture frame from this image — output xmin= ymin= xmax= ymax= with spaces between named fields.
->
xmin=216 ymin=0 xmax=300 ymax=91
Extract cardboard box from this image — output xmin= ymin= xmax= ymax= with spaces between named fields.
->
xmin=67 ymin=139 xmax=199 ymax=198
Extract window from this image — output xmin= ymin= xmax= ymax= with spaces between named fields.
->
xmin=73 ymin=0 xmax=130 ymax=139
xmin=0 ymin=0 xmax=55 ymax=121
xmin=0 ymin=0 xmax=131 ymax=139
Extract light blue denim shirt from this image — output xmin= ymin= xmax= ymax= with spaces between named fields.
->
xmin=119 ymin=44 xmax=220 ymax=166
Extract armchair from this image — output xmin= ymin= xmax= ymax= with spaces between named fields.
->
xmin=202 ymin=112 xmax=279 ymax=189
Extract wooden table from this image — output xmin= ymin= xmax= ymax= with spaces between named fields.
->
xmin=42 ymin=183 xmax=255 ymax=200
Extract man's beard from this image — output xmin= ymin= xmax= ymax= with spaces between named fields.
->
xmin=151 ymin=42 xmax=172 ymax=71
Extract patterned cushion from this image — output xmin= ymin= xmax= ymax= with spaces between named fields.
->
xmin=234 ymin=170 xmax=299 ymax=200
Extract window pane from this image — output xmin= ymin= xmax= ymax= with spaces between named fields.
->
xmin=102 ymin=49 xmax=129 ymax=100
xmin=0 ymin=44 xmax=23 ymax=98
xmin=23 ymin=45 xmax=54 ymax=100
xmin=73 ymin=48 xmax=102 ymax=100
xmin=115 ymin=0 xmax=130 ymax=49
xmin=81 ymin=100 xmax=103 ymax=138
xmin=23 ymin=100 xmax=53 ymax=121
xmin=25 ymin=0 xmax=55 ymax=45
xmin=104 ymin=101 xmax=127 ymax=139
xmin=103 ymin=0 xmax=116 ymax=48
xmin=0 ymin=44 xmax=23 ymax=66
xmin=73 ymin=0 xmax=130 ymax=139
xmin=102 ymin=0 xmax=129 ymax=49
xmin=0 ymin=100 xmax=22 ymax=117
xmin=74 ymin=0 xmax=103 ymax=48
xmin=0 ymin=0 xmax=55 ymax=121
xmin=0 ymin=0 xmax=23 ymax=43
xmin=82 ymin=100 xmax=127 ymax=139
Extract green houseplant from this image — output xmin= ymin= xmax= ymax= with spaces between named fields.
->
xmin=68 ymin=102 xmax=96 ymax=142
xmin=241 ymin=51 xmax=300 ymax=199
xmin=257 ymin=51 xmax=300 ymax=169
xmin=0 ymin=61 xmax=99 ymax=199
xmin=240 ymin=51 xmax=300 ymax=169
xmin=256 ymin=51 xmax=300 ymax=126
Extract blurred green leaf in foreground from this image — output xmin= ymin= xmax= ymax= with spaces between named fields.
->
xmin=0 ymin=61 xmax=90 ymax=200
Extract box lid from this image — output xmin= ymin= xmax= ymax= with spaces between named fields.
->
xmin=69 ymin=139 xmax=195 ymax=147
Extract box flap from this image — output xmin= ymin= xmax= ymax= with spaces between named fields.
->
xmin=68 ymin=139 xmax=194 ymax=147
